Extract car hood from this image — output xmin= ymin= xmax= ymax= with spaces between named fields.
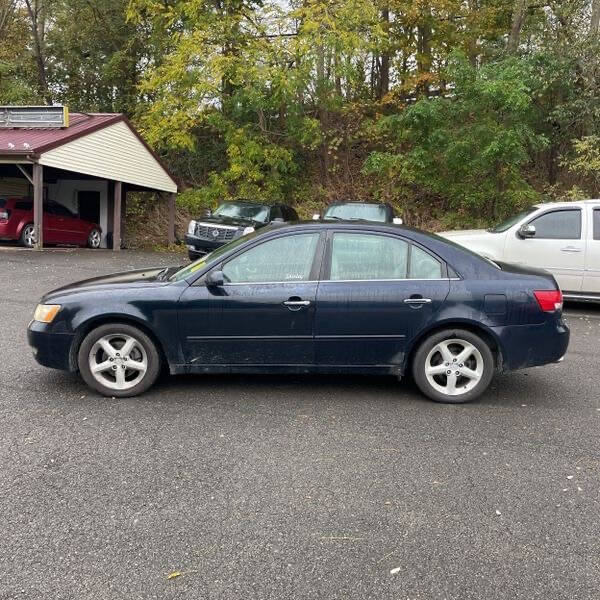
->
xmin=438 ymin=229 xmax=490 ymax=239
xmin=195 ymin=215 xmax=261 ymax=228
xmin=42 ymin=266 xmax=181 ymax=301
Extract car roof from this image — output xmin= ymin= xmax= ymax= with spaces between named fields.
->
xmin=534 ymin=199 xmax=600 ymax=208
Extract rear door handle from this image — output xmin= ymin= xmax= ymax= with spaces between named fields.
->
xmin=404 ymin=298 xmax=432 ymax=305
xmin=561 ymin=246 xmax=581 ymax=252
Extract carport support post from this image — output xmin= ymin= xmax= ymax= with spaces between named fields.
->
xmin=168 ymin=193 xmax=176 ymax=246
xmin=33 ymin=163 xmax=43 ymax=250
xmin=113 ymin=181 xmax=122 ymax=251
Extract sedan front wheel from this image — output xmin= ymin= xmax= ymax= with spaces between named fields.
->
xmin=78 ymin=323 xmax=161 ymax=397
xmin=412 ymin=329 xmax=494 ymax=403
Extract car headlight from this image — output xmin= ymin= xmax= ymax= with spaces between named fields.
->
xmin=187 ymin=220 xmax=196 ymax=234
xmin=33 ymin=304 xmax=61 ymax=323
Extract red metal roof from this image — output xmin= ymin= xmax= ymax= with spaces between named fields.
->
xmin=0 ymin=112 xmax=122 ymax=154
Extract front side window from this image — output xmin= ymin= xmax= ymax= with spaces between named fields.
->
xmin=529 ymin=209 xmax=581 ymax=240
xmin=594 ymin=209 xmax=600 ymax=241
xmin=330 ymin=233 xmax=409 ymax=280
xmin=223 ymin=233 xmax=320 ymax=283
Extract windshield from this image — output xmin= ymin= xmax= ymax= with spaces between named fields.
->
xmin=324 ymin=204 xmax=388 ymax=222
xmin=489 ymin=207 xmax=538 ymax=233
xmin=169 ymin=231 xmax=258 ymax=282
xmin=213 ymin=202 xmax=270 ymax=223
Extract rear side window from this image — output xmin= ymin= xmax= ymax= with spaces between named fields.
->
xmin=529 ymin=209 xmax=581 ymax=239
xmin=0 ymin=199 xmax=5 ymax=208
xmin=594 ymin=209 xmax=600 ymax=240
xmin=14 ymin=201 xmax=32 ymax=211
xmin=330 ymin=233 xmax=408 ymax=280
xmin=409 ymin=245 xmax=443 ymax=279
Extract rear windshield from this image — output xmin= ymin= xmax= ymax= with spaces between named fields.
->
xmin=324 ymin=204 xmax=388 ymax=222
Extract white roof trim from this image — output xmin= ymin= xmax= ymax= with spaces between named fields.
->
xmin=38 ymin=120 xmax=177 ymax=193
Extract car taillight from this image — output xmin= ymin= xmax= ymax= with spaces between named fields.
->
xmin=0 ymin=209 xmax=9 ymax=221
xmin=534 ymin=290 xmax=563 ymax=312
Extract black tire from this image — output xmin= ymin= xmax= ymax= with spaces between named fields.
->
xmin=87 ymin=228 xmax=101 ymax=249
xmin=411 ymin=328 xmax=495 ymax=404
xmin=77 ymin=323 xmax=161 ymax=398
xmin=19 ymin=223 xmax=36 ymax=248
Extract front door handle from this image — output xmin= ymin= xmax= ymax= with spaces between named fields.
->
xmin=561 ymin=246 xmax=582 ymax=252
xmin=283 ymin=298 xmax=311 ymax=311
xmin=404 ymin=298 xmax=432 ymax=305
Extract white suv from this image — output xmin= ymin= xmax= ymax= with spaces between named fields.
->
xmin=439 ymin=200 xmax=600 ymax=301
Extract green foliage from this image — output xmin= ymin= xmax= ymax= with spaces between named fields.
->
xmin=5 ymin=0 xmax=600 ymax=236
xmin=364 ymin=53 xmax=550 ymax=224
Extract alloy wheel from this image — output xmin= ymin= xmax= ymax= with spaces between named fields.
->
xmin=88 ymin=229 xmax=101 ymax=248
xmin=424 ymin=338 xmax=484 ymax=397
xmin=88 ymin=333 xmax=148 ymax=391
xmin=23 ymin=225 xmax=36 ymax=247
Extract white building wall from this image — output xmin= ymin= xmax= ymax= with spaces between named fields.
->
xmin=39 ymin=120 xmax=177 ymax=193
xmin=48 ymin=179 xmax=109 ymax=248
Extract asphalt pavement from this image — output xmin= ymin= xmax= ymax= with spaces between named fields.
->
xmin=0 ymin=247 xmax=598 ymax=600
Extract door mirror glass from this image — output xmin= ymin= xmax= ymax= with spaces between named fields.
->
xmin=519 ymin=223 xmax=536 ymax=238
xmin=392 ymin=217 xmax=403 ymax=225
xmin=205 ymin=270 xmax=224 ymax=286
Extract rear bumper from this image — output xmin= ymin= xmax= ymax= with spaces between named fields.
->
xmin=493 ymin=317 xmax=570 ymax=372
xmin=27 ymin=321 xmax=74 ymax=371
xmin=0 ymin=222 xmax=19 ymax=240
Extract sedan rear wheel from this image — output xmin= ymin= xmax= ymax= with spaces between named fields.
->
xmin=412 ymin=329 xmax=494 ymax=403
xmin=87 ymin=228 xmax=101 ymax=249
xmin=78 ymin=323 xmax=160 ymax=397
xmin=20 ymin=223 xmax=36 ymax=248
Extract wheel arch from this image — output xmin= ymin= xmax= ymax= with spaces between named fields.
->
xmin=68 ymin=314 xmax=168 ymax=372
xmin=404 ymin=319 xmax=505 ymax=375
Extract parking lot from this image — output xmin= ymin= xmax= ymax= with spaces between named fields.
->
xmin=0 ymin=247 xmax=599 ymax=600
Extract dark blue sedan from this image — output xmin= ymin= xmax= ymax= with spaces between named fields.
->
xmin=28 ymin=222 xmax=569 ymax=403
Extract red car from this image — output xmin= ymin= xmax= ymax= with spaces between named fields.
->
xmin=0 ymin=197 xmax=102 ymax=248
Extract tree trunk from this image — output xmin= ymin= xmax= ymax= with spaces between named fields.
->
xmin=378 ymin=7 xmax=390 ymax=100
xmin=24 ymin=0 xmax=51 ymax=103
xmin=507 ymin=0 xmax=528 ymax=54
xmin=591 ymin=0 xmax=600 ymax=36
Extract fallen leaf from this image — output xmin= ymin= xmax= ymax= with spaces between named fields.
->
xmin=566 ymin=475 xmax=573 ymax=480
xmin=390 ymin=567 xmax=401 ymax=575
xmin=495 ymin=510 xmax=501 ymax=516
xmin=167 ymin=571 xmax=182 ymax=580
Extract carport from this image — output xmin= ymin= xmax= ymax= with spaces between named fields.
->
xmin=0 ymin=107 xmax=178 ymax=250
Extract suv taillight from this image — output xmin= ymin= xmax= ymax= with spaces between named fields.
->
xmin=0 ymin=209 xmax=9 ymax=222
xmin=534 ymin=290 xmax=563 ymax=312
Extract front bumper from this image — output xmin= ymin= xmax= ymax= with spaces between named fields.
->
xmin=493 ymin=317 xmax=570 ymax=372
xmin=27 ymin=320 xmax=74 ymax=371
xmin=184 ymin=234 xmax=228 ymax=254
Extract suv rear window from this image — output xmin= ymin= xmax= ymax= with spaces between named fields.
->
xmin=594 ymin=209 xmax=600 ymax=241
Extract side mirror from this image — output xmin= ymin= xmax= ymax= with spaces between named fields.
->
xmin=392 ymin=217 xmax=403 ymax=225
xmin=312 ymin=213 xmax=320 ymax=220
xmin=519 ymin=223 xmax=536 ymax=239
xmin=205 ymin=270 xmax=224 ymax=286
